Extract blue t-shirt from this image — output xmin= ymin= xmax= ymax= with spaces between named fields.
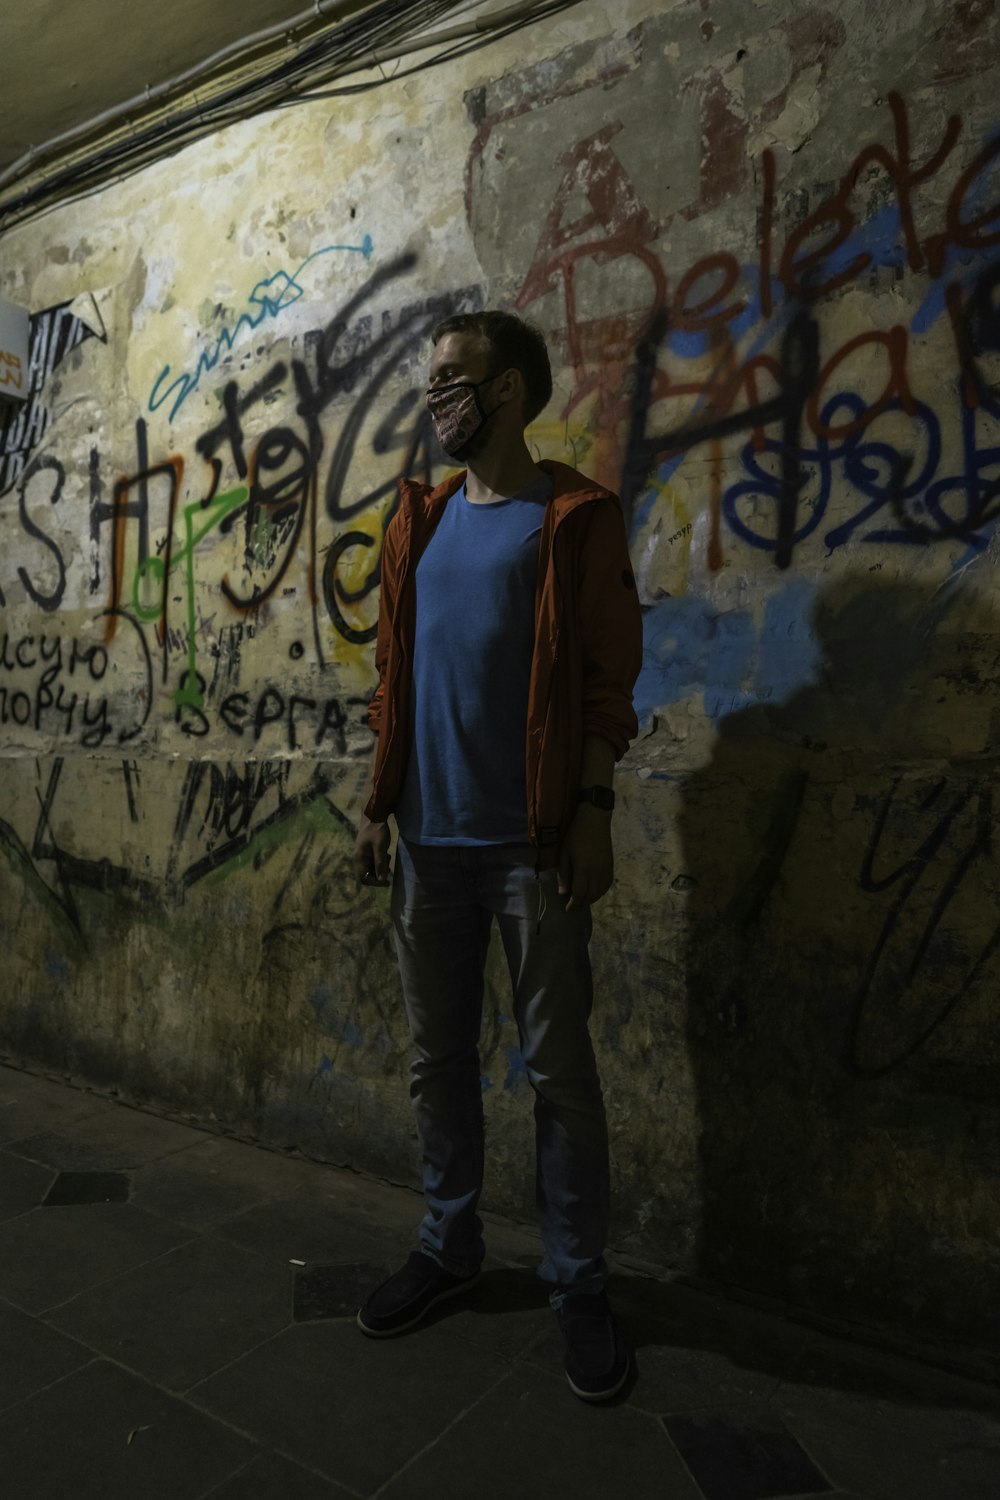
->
xmin=396 ymin=473 xmax=552 ymax=844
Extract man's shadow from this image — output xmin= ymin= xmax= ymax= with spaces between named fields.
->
xmin=676 ymin=574 xmax=1000 ymax=1354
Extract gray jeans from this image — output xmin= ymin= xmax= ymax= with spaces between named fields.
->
xmin=391 ymin=836 xmax=609 ymax=1302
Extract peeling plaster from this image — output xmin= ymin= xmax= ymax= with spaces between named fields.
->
xmin=747 ymin=62 xmax=822 ymax=154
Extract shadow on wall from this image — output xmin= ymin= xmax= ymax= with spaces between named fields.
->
xmin=677 ymin=577 xmax=1000 ymax=1352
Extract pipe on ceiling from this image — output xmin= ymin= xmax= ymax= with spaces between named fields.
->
xmin=0 ymin=0 xmax=410 ymax=193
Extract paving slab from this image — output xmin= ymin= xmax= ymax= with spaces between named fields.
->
xmin=0 ymin=1297 xmax=92 ymax=1413
xmin=529 ymin=1295 xmax=803 ymax=1417
xmin=423 ymin=1263 xmax=553 ymax=1362
xmin=292 ymin=1260 xmax=396 ymax=1322
xmin=0 ymin=1201 xmax=192 ymax=1314
xmin=622 ymin=1326 xmax=795 ymax=1415
xmin=7 ymin=1106 xmax=209 ymax=1172
xmin=378 ymin=1361 xmax=701 ymax=1500
xmin=773 ymin=1379 xmax=1000 ymax=1500
xmin=188 ymin=1318 xmax=508 ymax=1493
xmin=0 ymin=1358 xmax=255 ymax=1500
xmin=0 ymin=1068 xmax=105 ymax=1143
xmin=0 ymin=1148 xmax=56 ymax=1222
xmin=663 ymin=1407 xmax=834 ymax=1500
xmin=620 ymin=1277 xmax=812 ymax=1362
xmin=0 ymin=1068 xmax=996 ymax=1500
xmin=44 ymin=1169 xmax=131 ymax=1205
xmin=200 ymin=1449 xmax=356 ymax=1498
xmin=211 ymin=1193 xmax=407 ymax=1268
xmin=47 ymin=1235 xmax=294 ymax=1391
xmin=779 ymin=1331 xmax=1000 ymax=1416
xmin=130 ymin=1137 xmax=337 ymax=1227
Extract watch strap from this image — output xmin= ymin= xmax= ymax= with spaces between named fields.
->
xmin=578 ymin=785 xmax=615 ymax=811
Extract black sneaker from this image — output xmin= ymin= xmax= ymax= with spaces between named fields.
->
xmin=357 ymin=1251 xmax=480 ymax=1337
xmin=556 ymin=1291 xmax=630 ymax=1401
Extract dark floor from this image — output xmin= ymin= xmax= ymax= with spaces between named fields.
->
xmin=1 ymin=1063 xmax=998 ymax=1500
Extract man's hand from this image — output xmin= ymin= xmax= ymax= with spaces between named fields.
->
xmin=353 ymin=816 xmax=391 ymax=887
xmin=558 ymin=804 xmax=614 ymax=910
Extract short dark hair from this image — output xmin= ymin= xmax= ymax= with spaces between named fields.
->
xmin=431 ymin=310 xmax=553 ymax=424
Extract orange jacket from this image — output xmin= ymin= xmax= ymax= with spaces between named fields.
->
xmin=364 ymin=459 xmax=643 ymax=865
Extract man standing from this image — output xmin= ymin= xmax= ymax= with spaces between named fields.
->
xmin=352 ymin=310 xmax=643 ymax=1401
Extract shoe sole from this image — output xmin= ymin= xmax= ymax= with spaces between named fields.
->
xmin=356 ymin=1271 xmax=481 ymax=1338
xmin=565 ymin=1358 xmax=631 ymax=1401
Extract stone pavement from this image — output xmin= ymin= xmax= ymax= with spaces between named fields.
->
xmin=1 ymin=1061 xmax=998 ymax=1500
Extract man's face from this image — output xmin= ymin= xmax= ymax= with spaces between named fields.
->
xmin=425 ymin=332 xmax=504 ymax=459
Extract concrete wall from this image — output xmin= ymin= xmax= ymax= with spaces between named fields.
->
xmin=2 ymin=0 xmax=999 ymax=1356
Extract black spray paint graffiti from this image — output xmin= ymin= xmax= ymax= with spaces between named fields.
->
xmin=0 ymin=629 xmax=112 ymax=746
xmin=0 ymin=261 xmax=482 ymax=716
xmin=166 ymin=617 xmax=374 ymax=750
xmin=621 ymin=258 xmax=1000 ymax=568
xmin=0 ymin=611 xmax=152 ymax=748
xmin=0 ymin=753 xmax=360 ymax=940
xmin=99 ymin=256 xmax=484 ymax=712
xmin=849 ymin=774 xmax=1000 ymax=1077
xmin=621 ymin=304 xmax=820 ymax=566
xmin=687 ymin=763 xmax=994 ymax=1075
xmin=167 ymin=758 xmax=355 ymax=889
xmin=0 ymin=299 xmax=104 ymax=496
xmin=0 ymin=301 xmax=107 ymax=611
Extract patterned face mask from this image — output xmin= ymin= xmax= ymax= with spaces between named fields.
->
xmin=425 ymin=374 xmax=499 ymax=456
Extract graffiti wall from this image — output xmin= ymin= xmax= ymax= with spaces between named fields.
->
xmin=2 ymin=0 xmax=999 ymax=1351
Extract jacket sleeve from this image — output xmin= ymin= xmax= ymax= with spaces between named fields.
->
xmin=575 ymin=497 xmax=644 ymax=759
xmin=367 ymin=511 xmax=401 ymax=736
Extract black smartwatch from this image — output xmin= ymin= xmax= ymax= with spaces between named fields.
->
xmin=578 ymin=785 xmax=615 ymax=811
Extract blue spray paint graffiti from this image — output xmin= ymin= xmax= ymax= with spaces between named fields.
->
xmin=625 ymin=110 xmax=1000 ymax=573
xmin=503 ymin=1043 xmax=529 ymax=1092
xmin=634 ymin=579 xmax=823 ymax=723
xmin=148 ymin=236 xmax=375 ymax=421
xmin=309 ymin=982 xmax=363 ymax=1048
